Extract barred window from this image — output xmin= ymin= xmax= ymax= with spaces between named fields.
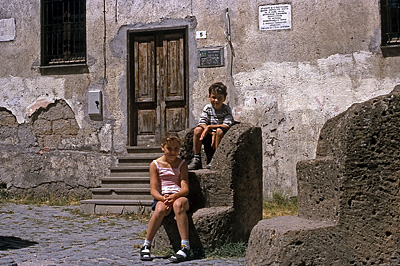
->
xmin=41 ymin=0 xmax=86 ymax=66
xmin=381 ymin=0 xmax=400 ymax=46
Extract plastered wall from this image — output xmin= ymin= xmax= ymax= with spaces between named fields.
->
xmin=0 ymin=0 xmax=399 ymax=198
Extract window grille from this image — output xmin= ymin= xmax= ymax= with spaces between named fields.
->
xmin=41 ymin=0 xmax=86 ymax=66
xmin=381 ymin=0 xmax=400 ymax=46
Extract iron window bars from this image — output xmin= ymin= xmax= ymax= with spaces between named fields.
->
xmin=41 ymin=0 xmax=86 ymax=66
xmin=382 ymin=0 xmax=400 ymax=46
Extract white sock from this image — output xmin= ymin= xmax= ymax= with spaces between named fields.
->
xmin=181 ymin=239 xmax=190 ymax=250
xmin=143 ymin=239 xmax=151 ymax=246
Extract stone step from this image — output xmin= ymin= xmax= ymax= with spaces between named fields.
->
xmin=80 ymin=146 xmax=162 ymax=214
xmin=80 ymin=199 xmax=153 ymax=214
xmin=110 ymin=165 xmax=149 ymax=173
xmin=91 ymin=188 xmax=152 ymax=200
xmin=100 ymin=176 xmax=150 ymax=188
xmin=116 ymin=162 xmax=150 ymax=167
xmin=81 ymin=199 xmax=153 ymax=206
xmin=117 ymin=153 xmax=164 ymax=164
xmin=126 ymin=146 xmax=161 ymax=154
xmin=109 ymin=171 xmax=150 ymax=177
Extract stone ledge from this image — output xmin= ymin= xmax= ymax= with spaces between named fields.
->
xmin=245 ymin=216 xmax=335 ymax=266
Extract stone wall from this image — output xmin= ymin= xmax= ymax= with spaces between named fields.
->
xmin=0 ymin=100 xmax=110 ymax=198
xmin=245 ymin=89 xmax=400 ymax=265
xmin=1 ymin=0 xmax=400 ymax=198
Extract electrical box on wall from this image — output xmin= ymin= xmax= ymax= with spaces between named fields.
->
xmin=88 ymin=90 xmax=102 ymax=117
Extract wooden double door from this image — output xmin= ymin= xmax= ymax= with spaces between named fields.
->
xmin=128 ymin=29 xmax=188 ymax=146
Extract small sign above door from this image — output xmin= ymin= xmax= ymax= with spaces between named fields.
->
xmin=198 ymin=47 xmax=224 ymax=68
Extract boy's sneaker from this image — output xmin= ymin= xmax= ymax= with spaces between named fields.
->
xmin=206 ymin=162 xmax=212 ymax=169
xmin=169 ymin=246 xmax=190 ymax=263
xmin=140 ymin=245 xmax=153 ymax=261
xmin=188 ymin=157 xmax=202 ymax=170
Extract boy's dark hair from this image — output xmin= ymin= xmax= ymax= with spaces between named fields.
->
xmin=209 ymin=82 xmax=227 ymax=97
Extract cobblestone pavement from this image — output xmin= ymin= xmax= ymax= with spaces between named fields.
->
xmin=0 ymin=204 xmax=245 ymax=266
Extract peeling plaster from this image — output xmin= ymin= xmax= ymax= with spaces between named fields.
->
xmin=233 ymin=51 xmax=400 ymax=197
xmin=234 ymin=52 xmax=397 ymax=123
xmin=0 ymin=76 xmax=65 ymax=123
xmin=0 ymin=76 xmax=85 ymax=128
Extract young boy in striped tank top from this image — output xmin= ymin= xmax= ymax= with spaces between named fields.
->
xmin=188 ymin=82 xmax=234 ymax=170
xmin=140 ymin=133 xmax=190 ymax=262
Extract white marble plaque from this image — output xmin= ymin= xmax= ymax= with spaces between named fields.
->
xmin=259 ymin=4 xmax=291 ymax=31
xmin=0 ymin=18 xmax=16 ymax=41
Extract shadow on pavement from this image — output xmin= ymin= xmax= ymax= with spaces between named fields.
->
xmin=0 ymin=236 xmax=38 ymax=250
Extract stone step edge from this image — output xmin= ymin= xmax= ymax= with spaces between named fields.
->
xmin=80 ymin=199 xmax=153 ymax=206
xmin=91 ymin=188 xmax=150 ymax=193
xmin=110 ymin=166 xmax=149 ymax=171
xmin=126 ymin=146 xmax=161 ymax=153
xmin=118 ymin=153 xmax=164 ymax=160
xmin=101 ymin=176 xmax=150 ymax=182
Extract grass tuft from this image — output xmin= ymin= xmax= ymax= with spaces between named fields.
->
xmin=207 ymin=241 xmax=248 ymax=258
xmin=263 ymin=193 xmax=298 ymax=220
xmin=0 ymin=188 xmax=84 ymax=206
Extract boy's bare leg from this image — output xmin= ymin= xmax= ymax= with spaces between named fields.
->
xmin=173 ymin=197 xmax=190 ymax=240
xmin=189 ymin=127 xmax=204 ymax=170
xmin=214 ymin=128 xmax=224 ymax=150
xmin=193 ymin=126 xmax=204 ymax=154
xmin=146 ymin=202 xmax=171 ymax=241
xmin=210 ymin=132 xmax=216 ymax=149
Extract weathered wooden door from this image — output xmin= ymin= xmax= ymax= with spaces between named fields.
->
xmin=128 ymin=29 xmax=187 ymax=146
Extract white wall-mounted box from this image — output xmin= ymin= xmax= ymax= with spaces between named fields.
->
xmin=88 ymin=90 xmax=102 ymax=116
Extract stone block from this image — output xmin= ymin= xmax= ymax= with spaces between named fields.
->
xmin=154 ymin=123 xmax=262 ymax=255
xmin=80 ymin=203 xmax=95 ymax=214
xmin=245 ymin=90 xmax=400 ymax=265
xmin=296 ymin=158 xmax=340 ymax=222
xmin=33 ymin=119 xmax=52 ymax=135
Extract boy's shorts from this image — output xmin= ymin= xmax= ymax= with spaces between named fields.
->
xmin=208 ymin=126 xmax=229 ymax=134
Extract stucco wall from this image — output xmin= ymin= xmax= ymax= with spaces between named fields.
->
xmin=1 ymin=0 xmax=400 ymax=198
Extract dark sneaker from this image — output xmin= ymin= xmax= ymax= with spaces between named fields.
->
xmin=169 ymin=246 xmax=190 ymax=263
xmin=188 ymin=158 xmax=202 ymax=170
xmin=140 ymin=245 xmax=153 ymax=261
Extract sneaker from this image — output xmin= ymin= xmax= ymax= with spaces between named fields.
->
xmin=206 ymin=162 xmax=212 ymax=169
xmin=169 ymin=246 xmax=190 ymax=263
xmin=140 ymin=245 xmax=153 ymax=261
xmin=188 ymin=157 xmax=202 ymax=170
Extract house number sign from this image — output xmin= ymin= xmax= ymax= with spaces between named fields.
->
xmin=259 ymin=4 xmax=292 ymax=31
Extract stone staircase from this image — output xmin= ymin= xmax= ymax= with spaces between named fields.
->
xmin=80 ymin=146 xmax=163 ymax=214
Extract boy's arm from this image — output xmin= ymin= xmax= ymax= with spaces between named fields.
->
xmin=200 ymin=124 xmax=229 ymax=140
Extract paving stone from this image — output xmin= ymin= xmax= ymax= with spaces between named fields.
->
xmin=0 ymin=203 xmax=244 ymax=265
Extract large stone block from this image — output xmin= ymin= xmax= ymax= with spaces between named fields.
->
xmin=245 ymin=89 xmax=400 ymax=265
xmin=153 ymin=123 xmax=262 ymax=255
